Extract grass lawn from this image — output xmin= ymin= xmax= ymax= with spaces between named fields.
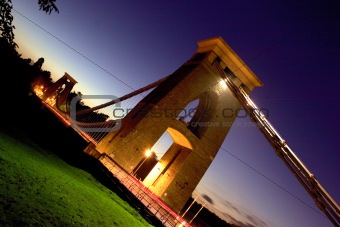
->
xmin=0 ymin=127 xmax=154 ymax=227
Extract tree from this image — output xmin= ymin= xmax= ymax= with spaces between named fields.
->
xmin=33 ymin=57 xmax=45 ymax=70
xmin=0 ymin=0 xmax=16 ymax=48
xmin=0 ymin=0 xmax=59 ymax=47
xmin=38 ymin=0 xmax=59 ymax=14
xmin=24 ymin=58 xmax=32 ymax=64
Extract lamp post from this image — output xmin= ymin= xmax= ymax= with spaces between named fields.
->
xmin=181 ymin=196 xmax=198 ymax=219
xmin=132 ymin=150 xmax=153 ymax=176
xmin=189 ymin=202 xmax=206 ymax=224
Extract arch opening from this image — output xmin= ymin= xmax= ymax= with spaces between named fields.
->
xmin=143 ymin=128 xmax=193 ymax=190
xmin=176 ymin=99 xmax=199 ymax=124
xmin=151 ymin=130 xmax=173 ymax=160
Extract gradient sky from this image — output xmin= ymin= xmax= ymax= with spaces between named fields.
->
xmin=11 ymin=1 xmax=339 ymax=226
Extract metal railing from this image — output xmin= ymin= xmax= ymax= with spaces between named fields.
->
xmin=100 ymin=154 xmax=191 ymax=227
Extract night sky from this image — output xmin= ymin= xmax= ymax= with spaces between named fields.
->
xmin=11 ymin=1 xmax=339 ymax=226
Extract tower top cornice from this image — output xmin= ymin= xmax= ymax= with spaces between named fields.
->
xmin=196 ymin=36 xmax=263 ymax=90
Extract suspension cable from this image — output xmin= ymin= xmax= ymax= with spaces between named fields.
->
xmin=75 ymin=75 xmax=169 ymax=115
xmin=213 ymin=60 xmax=340 ymax=227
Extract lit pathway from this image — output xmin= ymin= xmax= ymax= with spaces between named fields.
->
xmin=100 ymin=154 xmax=191 ymax=227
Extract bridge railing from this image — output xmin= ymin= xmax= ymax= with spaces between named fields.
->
xmin=99 ymin=154 xmax=190 ymax=227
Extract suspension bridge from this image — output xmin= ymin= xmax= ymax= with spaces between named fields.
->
xmin=34 ymin=37 xmax=339 ymax=227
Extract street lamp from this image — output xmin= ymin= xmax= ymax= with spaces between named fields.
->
xmin=189 ymin=202 xmax=206 ymax=224
xmin=132 ymin=150 xmax=153 ymax=176
xmin=181 ymin=195 xmax=198 ymax=219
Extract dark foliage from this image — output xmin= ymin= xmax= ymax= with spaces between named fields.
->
xmin=38 ymin=0 xmax=59 ymax=14
xmin=0 ymin=38 xmax=56 ymax=115
xmin=0 ymin=0 xmax=16 ymax=48
xmin=181 ymin=197 xmax=232 ymax=227
xmin=0 ymin=0 xmax=58 ymax=47
xmin=0 ymin=37 xmax=36 ymax=108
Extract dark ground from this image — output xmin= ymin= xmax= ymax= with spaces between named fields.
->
xmin=0 ymin=94 xmax=164 ymax=227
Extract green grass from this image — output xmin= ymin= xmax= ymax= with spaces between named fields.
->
xmin=0 ymin=128 xmax=153 ymax=227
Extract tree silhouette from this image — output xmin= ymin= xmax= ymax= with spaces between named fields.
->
xmin=23 ymin=58 xmax=32 ymax=64
xmin=0 ymin=0 xmax=16 ymax=48
xmin=0 ymin=38 xmax=54 ymax=110
xmin=33 ymin=57 xmax=45 ymax=70
xmin=38 ymin=0 xmax=59 ymax=14
xmin=32 ymin=69 xmax=54 ymax=90
xmin=0 ymin=0 xmax=59 ymax=47
xmin=67 ymin=91 xmax=110 ymax=123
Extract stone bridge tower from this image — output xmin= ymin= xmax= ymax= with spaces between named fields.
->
xmin=42 ymin=72 xmax=77 ymax=110
xmin=87 ymin=37 xmax=262 ymax=212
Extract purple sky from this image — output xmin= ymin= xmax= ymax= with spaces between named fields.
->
xmin=12 ymin=1 xmax=339 ymax=226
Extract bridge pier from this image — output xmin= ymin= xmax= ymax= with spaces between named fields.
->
xmin=84 ymin=37 xmax=262 ymax=212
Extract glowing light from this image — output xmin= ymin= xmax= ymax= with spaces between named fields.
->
xmin=176 ymin=221 xmax=187 ymax=227
xmin=219 ymin=79 xmax=227 ymax=89
xmin=45 ymin=97 xmax=56 ymax=106
xmin=143 ymin=162 xmax=163 ymax=187
xmin=33 ymin=85 xmax=45 ymax=98
xmin=132 ymin=150 xmax=154 ymax=176
xmin=145 ymin=149 xmax=153 ymax=157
